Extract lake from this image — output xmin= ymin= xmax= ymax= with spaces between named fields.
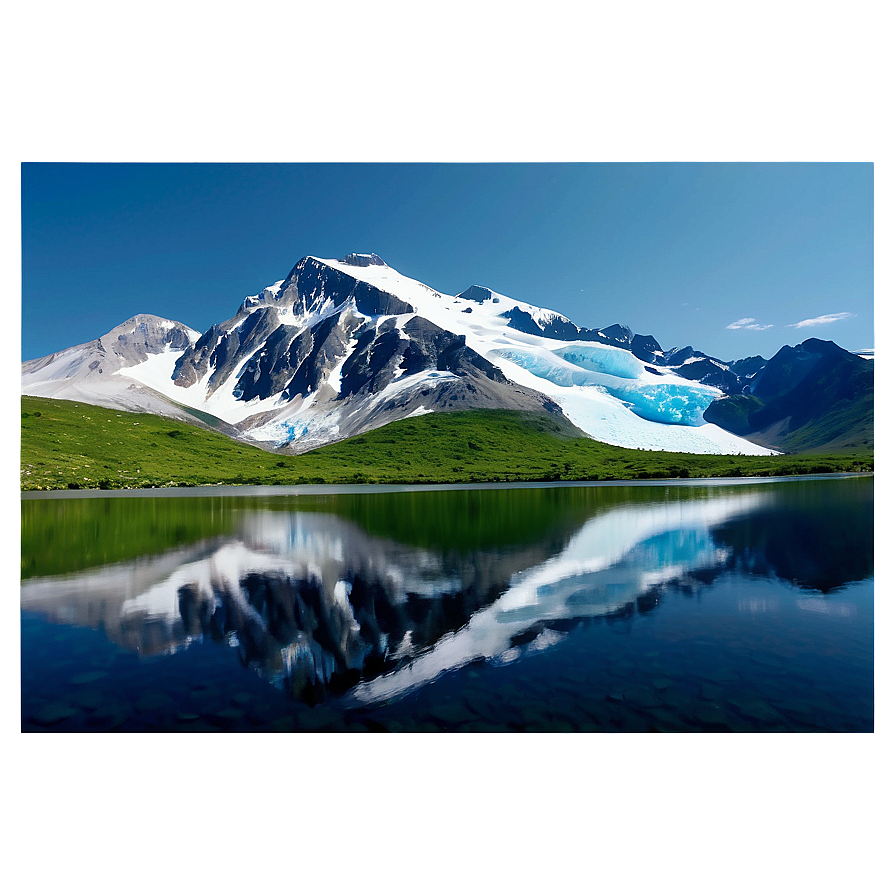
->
xmin=20 ymin=475 xmax=873 ymax=732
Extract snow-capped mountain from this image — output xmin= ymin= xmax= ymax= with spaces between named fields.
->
xmin=22 ymin=253 xmax=778 ymax=455
xmin=20 ymin=315 xmax=218 ymax=424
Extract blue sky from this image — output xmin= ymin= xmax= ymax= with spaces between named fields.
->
xmin=21 ymin=162 xmax=873 ymax=362
xmin=0 ymin=0 xmax=894 ymax=372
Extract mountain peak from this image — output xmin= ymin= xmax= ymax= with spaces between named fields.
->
xmin=457 ymin=285 xmax=495 ymax=303
xmin=102 ymin=314 xmax=198 ymax=343
xmin=339 ymin=253 xmax=387 ymax=267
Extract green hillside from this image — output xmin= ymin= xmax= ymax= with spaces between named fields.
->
xmin=21 ymin=396 xmax=872 ymax=491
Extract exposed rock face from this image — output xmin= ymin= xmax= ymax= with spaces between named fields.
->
xmin=339 ymin=252 xmax=387 ymax=267
xmin=630 ymin=334 xmax=664 ymax=363
xmin=235 ymin=311 xmax=365 ymax=403
xmin=281 ymin=256 xmax=413 ymax=317
xmin=670 ymin=357 xmax=743 ymax=393
xmin=297 ymin=314 xmax=565 ymax=446
xmin=172 ymin=324 xmax=222 ymax=388
xmin=502 ymin=306 xmax=580 ymax=341
xmin=457 ymin=284 xmax=494 ymax=303
xmin=174 ymin=258 xmax=414 ymax=394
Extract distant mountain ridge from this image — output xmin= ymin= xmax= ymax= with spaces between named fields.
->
xmin=703 ymin=338 xmax=873 ymax=453
xmin=21 ymin=253 xmax=871 ymax=455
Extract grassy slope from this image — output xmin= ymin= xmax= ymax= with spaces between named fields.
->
xmin=21 ymin=396 xmax=873 ymax=491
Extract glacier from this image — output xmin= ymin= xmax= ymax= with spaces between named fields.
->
xmin=551 ymin=343 xmax=643 ymax=379
xmin=490 ymin=345 xmax=717 ymax=427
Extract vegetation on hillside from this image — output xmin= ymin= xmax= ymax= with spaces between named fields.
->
xmin=21 ymin=396 xmax=873 ymax=492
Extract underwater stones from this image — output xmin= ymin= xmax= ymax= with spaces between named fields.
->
xmin=561 ymin=670 xmax=589 ymax=685
xmin=543 ymin=718 xmax=576 ymax=732
xmin=30 ymin=701 xmax=80 ymax=726
xmin=211 ymin=707 xmax=245 ymax=728
xmin=644 ymin=707 xmax=692 ymax=732
xmin=622 ymin=685 xmax=663 ymax=708
xmin=72 ymin=688 xmax=107 ymax=710
xmin=338 ymin=721 xmax=365 ymax=733
xmin=135 ymin=691 xmax=177 ymax=715
xmin=189 ymin=684 xmax=224 ymax=715
xmin=293 ymin=707 xmax=343 ymax=731
xmin=660 ymin=689 xmax=696 ymax=712
xmin=690 ymin=702 xmax=730 ymax=729
xmin=726 ymin=696 xmax=786 ymax=725
xmin=70 ymin=670 xmax=108 ymax=685
xmin=428 ymin=702 xmax=479 ymax=727
xmin=458 ymin=689 xmax=497 ymax=720
xmin=87 ymin=704 xmax=129 ymax=729
xmin=749 ymin=655 xmax=786 ymax=670
xmin=359 ymin=718 xmax=390 ymax=733
xmin=705 ymin=667 xmax=740 ymax=683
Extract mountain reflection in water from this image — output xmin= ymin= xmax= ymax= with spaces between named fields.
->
xmin=20 ymin=477 xmax=873 ymax=713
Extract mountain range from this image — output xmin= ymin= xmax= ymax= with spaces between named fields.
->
xmin=21 ymin=253 xmax=873 ymax=455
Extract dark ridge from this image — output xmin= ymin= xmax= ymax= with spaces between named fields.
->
xmin=232 ymin=323 xmax=301 ymax=402
xmin=338 ymin=327 xmax=404 ymax=399
xmin=282 ymin=314 xmax=347 ymax=401
xmin=501 ymin=307 xmax=579 ymax=340
xmin=598 ymin=324 xmax=634 ymax=347
xmin=277 ymin=257 xmax=413 ymax=318
xmin=629 ymin=334 xmax=664 ymax=362
xmin=704 ymin=338 xmax=873 ymax=452
xmin=208 ymin=307 xmax=280 ymax=391
xmin=662 ymin=345 xmax=700 ymax=367
xmin=457 ymin=285 xmax=494 ymax=303
xmin=729 ymin=355 xmax=768 ymax=379
xmin=353 ymin=280 xmax=414 ymax=316
xmin=672 ymin=358 xmax=742 ymax=393
xmin=172 ymin=323 xmax=222 ymax=387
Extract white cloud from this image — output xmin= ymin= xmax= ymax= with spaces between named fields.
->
xmin=788 ymin=312 xmax=855 ymax=329
xmin=727 ymin=317 xmax=773 ymax=331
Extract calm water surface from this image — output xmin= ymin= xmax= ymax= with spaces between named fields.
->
xmin=21 ymin=476 xmax=873 ymax=732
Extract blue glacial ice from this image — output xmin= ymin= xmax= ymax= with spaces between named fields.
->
xmin=492 ymin=346 xmax=715 ymax=426
xmin=551 ymin=344 xmax=642 ymax=379
xmin=493 ymin=348 xmax=606 ymax=388
xmin=610 ymin=380 xmax=715 ymax=426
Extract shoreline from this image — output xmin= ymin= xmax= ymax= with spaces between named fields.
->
xmin=21 ymin=470 xmax=873 ymax=500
